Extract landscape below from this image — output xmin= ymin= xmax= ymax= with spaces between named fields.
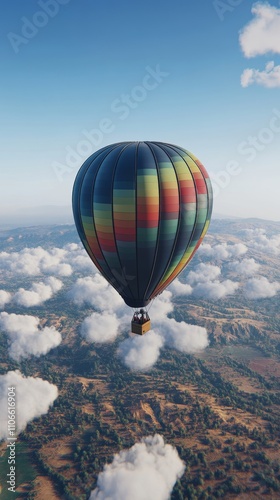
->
xmin=0 ymin=218 xmax=280 ymax=500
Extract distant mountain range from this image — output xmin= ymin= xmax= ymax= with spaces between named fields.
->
xmin=0 ymin=205 xmax=278 ymax=230
xmin=0 ymin=205 xmax=74 ymax=228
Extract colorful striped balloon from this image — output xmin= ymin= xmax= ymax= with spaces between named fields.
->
xmin=72 ymin=142 xmax=213 ymax=308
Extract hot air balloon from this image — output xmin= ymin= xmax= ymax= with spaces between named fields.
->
xmin=72 ymin=142 xmax=213 ymax=335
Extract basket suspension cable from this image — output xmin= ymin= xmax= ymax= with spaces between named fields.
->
xmin=147 ymin=298 xmax=155 ymax=313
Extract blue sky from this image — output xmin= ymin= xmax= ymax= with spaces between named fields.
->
xmin=1 ymin=0 xmax=280 ymax=221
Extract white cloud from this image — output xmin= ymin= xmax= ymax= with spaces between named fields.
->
xmin=170 ymin=263 xmax=239 ymax=301
xmin=70 ymin=274 xmax=210 ymax=371
xmin=0 ymin=370 xmax=58 ymax=441
xmin=90 ymin=434 xmax=185 ymax=500
xmin=118 ymin=291 xmax=209 ymax=371
xmin=13 ymin=277 xmax=63 ymax=307
xmin=0 ymin=246 xmax=72 ymax=276
xmin=150 ymin=291 xmax=174 ymax=321
xmin=198 ymin=242 xmax=247 ymax=261
xmin=198 ymin=243 xmax=227 ymax=260
xmin=169 ymin=279 xmax=192 ymax=296
xmin=71 ymin=274 xmax=132 ymax=346
xmin=118 ymin=331 xmax=164 ymax=371
xmin=0 ymin=242 xmax=102 ymax=278
xmin=239 ymin=3 xmax=280 ymax=58
xmin=192 ymin=279 xmax=239 ymax=300
xmin=0 ymin=290 xmax=12 ymax=309
xmin=64 ymin=243 xmax=98 ymax=273
xmin=245 ymin=228 xmax=280 ymax=255
xmin=68 ymin=275 xmax=124 ymax=313
xmin=159 ymin=318 xmax=209 ymax=354
xmin=239 ymin=3 xmax=280 ymax=88
xmin=229 ymin=258 xmax=261 ymax=276
xmin=241 ymin=61 xmax=280 ymax=88
xmin=187 ymin=263 xmax=221 ymax=285
xmin=81 ymin=312 xmax=120 ymax=343
xmin=243 ymin=276 xmax=280 ymax=299
xmin=153 ymin=292 xmax=210 ymax=353
xmin=0 ymin=312 xmax=62 ymax=360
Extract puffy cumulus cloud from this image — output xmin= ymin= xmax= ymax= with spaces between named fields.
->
xmin=0 ymin=370 xmax=58 ymax=441
xmin=71 ymin=273 xmax=212 ymax=370
xmin=13 ymin=277 xmax=63 ymax=307
xmin=0 ymin=290 xmax=12 ymax=309
xmin=241 ymin=61 xmax=280 ymax=88
xmin=64 ymin=243 xmax=98 ymax=273
xmin=169 ymin=263 xmax=239 ymax=302
xmin=118 ymin=331 xmax=164 ymax=371
xmin=198 ymin=243 xmax=227 ymax=260
xmin=70 ymin=274 xmax=133 ymax=346
xmin=0 ymin=312 xmax=62 ymax=360
xmin=219 ymin=243 xmax=248 ymax=259
xmin=198 ymin=242 xmax=248 ymax=261
xmin=244 ymin=228 xmax=280 ymax=256
xmin=68 ymin=275 xmax=124 ymax=313
xmin=243 ymin=276 xmax=280 ymax=299
xmin=169 ymin=279 xmax=192 ymax=296
xmin=150 ymin=291 xmax=174 ymax=321
xmin=159 ymin=318 xmax=208 ymax=354
xmin=229 ymin=258 xmax=261 ymax=276
xmin=187 ymin=263 xmax=221 ymax=285
xmin=81 ymin=312 xmax=120 ymax=343
xmin=118 ymin=291 xmax=209 ymax=371
xmin=0 ymin=246 xmax=72 ymax=276
xmin=90 ymin=434 xmax=185 ymax=500
xmin=239 ymin=3 xmax=280 ymax=58
xmin=192 ymin=279 xmax=239 ymax=300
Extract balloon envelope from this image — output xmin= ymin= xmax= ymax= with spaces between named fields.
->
xmin=72 ymin=142 xmax=213 ymax=307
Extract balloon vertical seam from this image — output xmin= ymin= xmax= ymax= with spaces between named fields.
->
xmin=87 ymin=145 xmax=130 ymax=295
xmin=150 ymin=143 xmax=199 ymax=297
xmin=110 ymin=143 xmax=137 ymax=302
xmin=141 ymin=141 xmax=162 ymax=303
xmin=73 ymin=147 xmax=110 ymax=275
xmin=135 ymin=142 xmax=140 ymax=302
xmin=148 ymin=142 xmax=184 ymax=297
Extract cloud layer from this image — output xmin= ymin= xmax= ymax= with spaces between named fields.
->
xmin=0 ymin=243 xmax=96 ymax=277
xmin=81 ymin=311 xmax=120 ymax=343
xmin=0 ymin=370 xmax=58 ymax=440
xmin=0 ymin=290 xmax=12 ymax=309
xmin=90 ymin=434 xmax=185 ymax=500
xmin=243 ymin=276 xmax=280 ymax=299
xmin=171 ymin=262 xmax=239 ymax=301
xmin=68 ymin=275 xmax=124 ymax=312
xmin=67 ymin=273 xmax=210 ymax=372
xmin=69 ymin=274 xmax=131 ymax=345
xmin=198 ymin=242 xmax=247 ymax=261
xmin=160 ymin=318 xmax=209 ymax=354
xmin=118 ymin=331 xmax=164 ymax=371
xmin=0 ymin=312 xmax=62 ymax=360
xmin=13 ymin=277 xmax=63 ymax=307
xmin=244 ymin=228 xmax=280 ymax=256
xmin=68 ymin=229 xmax=280 ymax=372
xmin=118 ymin=291 xmax=209 ymax=371
xmin=229 ymin=258 xmax=261 ymax=276
xmin=192 ymin=279 xmax=239 ymax=300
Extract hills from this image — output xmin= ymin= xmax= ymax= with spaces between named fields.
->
xmin=0 ymin=218 xmax=280 ymax=499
